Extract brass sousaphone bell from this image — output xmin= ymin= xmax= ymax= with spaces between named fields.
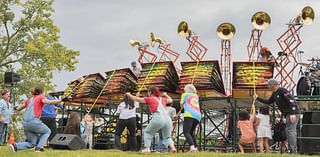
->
xmin=296 ymin=6 xmax=315 ymax=25
xmin=251 ymin=11 xmax=271 ymax=30
xmin=177 ymin=21 xmax=193 ymax=37
xmin=216 ymin=22 xmax=236 ymax=40
xmin=129 ymin=40 xmax=147 ymax=48
xmin=150 ymin=32 xmax=166 ymax=47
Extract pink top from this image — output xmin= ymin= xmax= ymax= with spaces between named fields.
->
xmin=237 ymin=115 xmax=256 ymax=143
xmin=144 ymin=97 xmax=167 ymax=113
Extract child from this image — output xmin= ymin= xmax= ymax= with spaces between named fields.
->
xmin=83 ymin=114 xmax=95 ymax=150
xmin=256 ymin=105 xmax=272 ymax=153
xmin=237 ymin=108 xmax=256 ymax=153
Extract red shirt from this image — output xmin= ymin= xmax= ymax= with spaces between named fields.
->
xmin=33 ymin=95 xmax=46 ymax=118
xmin=144 ymin=97 xmax=167 ymax=113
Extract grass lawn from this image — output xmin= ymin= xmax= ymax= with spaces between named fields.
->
xmin=0 ymin=146 xmax=315 ymax=157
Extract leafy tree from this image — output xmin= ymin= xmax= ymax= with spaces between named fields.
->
xmin=0 ymin=0 xmax=79 ymax=101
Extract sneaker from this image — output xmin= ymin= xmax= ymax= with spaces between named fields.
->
xmin=141 ymin=148 xmax=151 ymax=154
xmin=35 ymin=147 xmax=44 ymax=152
xmin=8 ymin=144 xmax=17 ymax=152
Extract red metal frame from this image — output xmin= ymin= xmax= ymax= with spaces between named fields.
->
xmin=220 ymin=40 xmax=232 ymax=96
xmin=158 ymin=44 xmax=181 ymax=73
xmin=186 ymin=36 xmax=208 ymax=61
xmin=137 ymin=47 xmax=157 ymax=64
xmin=247 ymin=29 xmax=263 ymax=61
xmin=274 ymin=24 xmax=303 ymax=92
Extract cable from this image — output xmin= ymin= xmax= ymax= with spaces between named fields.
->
xmin=87 ymin=69 xmax=116 ymax=114
xmin=138 ymin=61 xmax=157 ymax=93
xmin=250 ymin=55 xmax=257 ymax=114
xmin=191 ymin=60 xmax=200 ymax=84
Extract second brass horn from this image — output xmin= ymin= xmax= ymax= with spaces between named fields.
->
xmin=150 ymin=32 xmax=165 ymax=47
xmin=300 ymin=6 xmax=315 ymax=25
xmin=251 ymin=11 xmax=271 ymax=30
xmin=177 ymin=21 xmax=192 ymax=37
xmin=216 ymin=22 xmax=236 ymax=40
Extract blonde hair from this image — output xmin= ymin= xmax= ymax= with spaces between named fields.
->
xmin=184 ymin=84 xmax=197 ymax=93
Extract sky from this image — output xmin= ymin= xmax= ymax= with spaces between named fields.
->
xmin=51 ymin=0 xmax=320 ymax=91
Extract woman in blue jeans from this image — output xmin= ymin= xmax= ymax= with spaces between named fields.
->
xmin=8 ymin=86 xmax=67 ymax=152
xmin=126 ymin=86 xmax=176 ymax=153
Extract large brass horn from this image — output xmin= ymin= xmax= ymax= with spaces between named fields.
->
xmin=300 ymin=6 xmax=315 ymax=25
xmin=150 ymin=32 xmax=166 ymax=47
xmin=177 ymin=21 xmax=193 ymax=37
xmin=251 ymin=11 xmax=271 ymax=30
xmin=129 ymin=40 xmax=145 ymax=48
xmin=216 ymin=22 xmax=236 ymax=40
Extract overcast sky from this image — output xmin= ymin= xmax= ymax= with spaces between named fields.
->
xmin=51 ymin=0 xmax=320 ymax=91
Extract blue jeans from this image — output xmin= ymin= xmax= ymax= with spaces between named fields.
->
xmin=144 ymin=113 xmax=173 ymax=148
xmin=156 ymin=129 xmax=167 ymax=152
xmin=0 ymin=123 xmax=8 ymax=145
xmin=16 ymin=118 xmax=51 ymax=150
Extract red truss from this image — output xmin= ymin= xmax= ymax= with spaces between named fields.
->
xmin=274 ymin=24 xmax=303 ymax=92
xmin=137 ymin=47 xmax=157 ymax=64
xmin=247 ymin=29 xmax=263 ymax=61
xmin=158 ymin=44 xmax=181 ymax=74
xmin=186 ymin=36 xmax=208 ymax=61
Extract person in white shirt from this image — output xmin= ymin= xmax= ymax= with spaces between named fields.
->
xmin=114 ymin=94 xmax=139 ymax=151
xmin=256 ymin=104 xmax=272 ymax=153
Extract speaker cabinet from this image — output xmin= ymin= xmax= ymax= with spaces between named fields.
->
xmin=4 ymin=72 xmax=20 ymax=84
xmin=300 ymin=112 xmax=320 ymax=154
xmin=49 ymin=134 xmax=85 ymax=150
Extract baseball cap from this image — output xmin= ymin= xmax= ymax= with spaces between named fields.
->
xmin=267 ymin=79 xmax=279 ymax=85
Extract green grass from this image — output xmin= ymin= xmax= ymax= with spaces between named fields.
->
xmin=0 ymin=146 xmax=315 ymax=157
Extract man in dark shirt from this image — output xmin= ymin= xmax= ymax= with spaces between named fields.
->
xmin=255 ymin=79 xmax=300 ymax=154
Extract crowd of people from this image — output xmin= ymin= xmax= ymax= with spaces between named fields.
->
xmin=0 ymin=77 xmax=301 ymax=154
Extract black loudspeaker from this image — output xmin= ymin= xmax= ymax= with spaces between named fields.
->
xmin=300 ymin=112 xmax=320 ymax=154
xmin=4 ymin=72 xmax=20 ymax=84
xmin=49 ymin=134 xmax=85 ymax=150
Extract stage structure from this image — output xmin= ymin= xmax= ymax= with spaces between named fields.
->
xmin=149 ymin=32 xmax=181 ymax=73
xmin=274 ymin=6 xmax=315 ymax=92
xmin=247 ymin=11 xmax=271 ymax=61
xmin=177 ymin=21 xmax=208 ymax=61
xmin=129 ymin=39 xmax=157 ymax=64
xmin=217 ymin=22 xmax=236 ymax=96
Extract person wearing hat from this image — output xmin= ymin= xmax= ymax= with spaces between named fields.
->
xmin=130 ymin=61 xmax=141 ymax=77
xmin=0 ymin=89 xmax=13 ymax=146
xmin=258 ymin=47 xmax=274 ymax=62
xmin=255 ymin=79 xmax=300 ymax=154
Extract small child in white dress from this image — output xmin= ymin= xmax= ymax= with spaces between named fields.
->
xmin=83 ymin=114 xmax=95 ymax=149
xmin=256 ymin=104 xmax=272 ymax=153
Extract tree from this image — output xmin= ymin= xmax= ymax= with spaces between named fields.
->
xmin=0 ymin=0 xmax=79 ymax=100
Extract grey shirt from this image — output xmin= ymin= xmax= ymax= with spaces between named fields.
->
xmin=166 ymin=106 xmax=176 ymax=120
